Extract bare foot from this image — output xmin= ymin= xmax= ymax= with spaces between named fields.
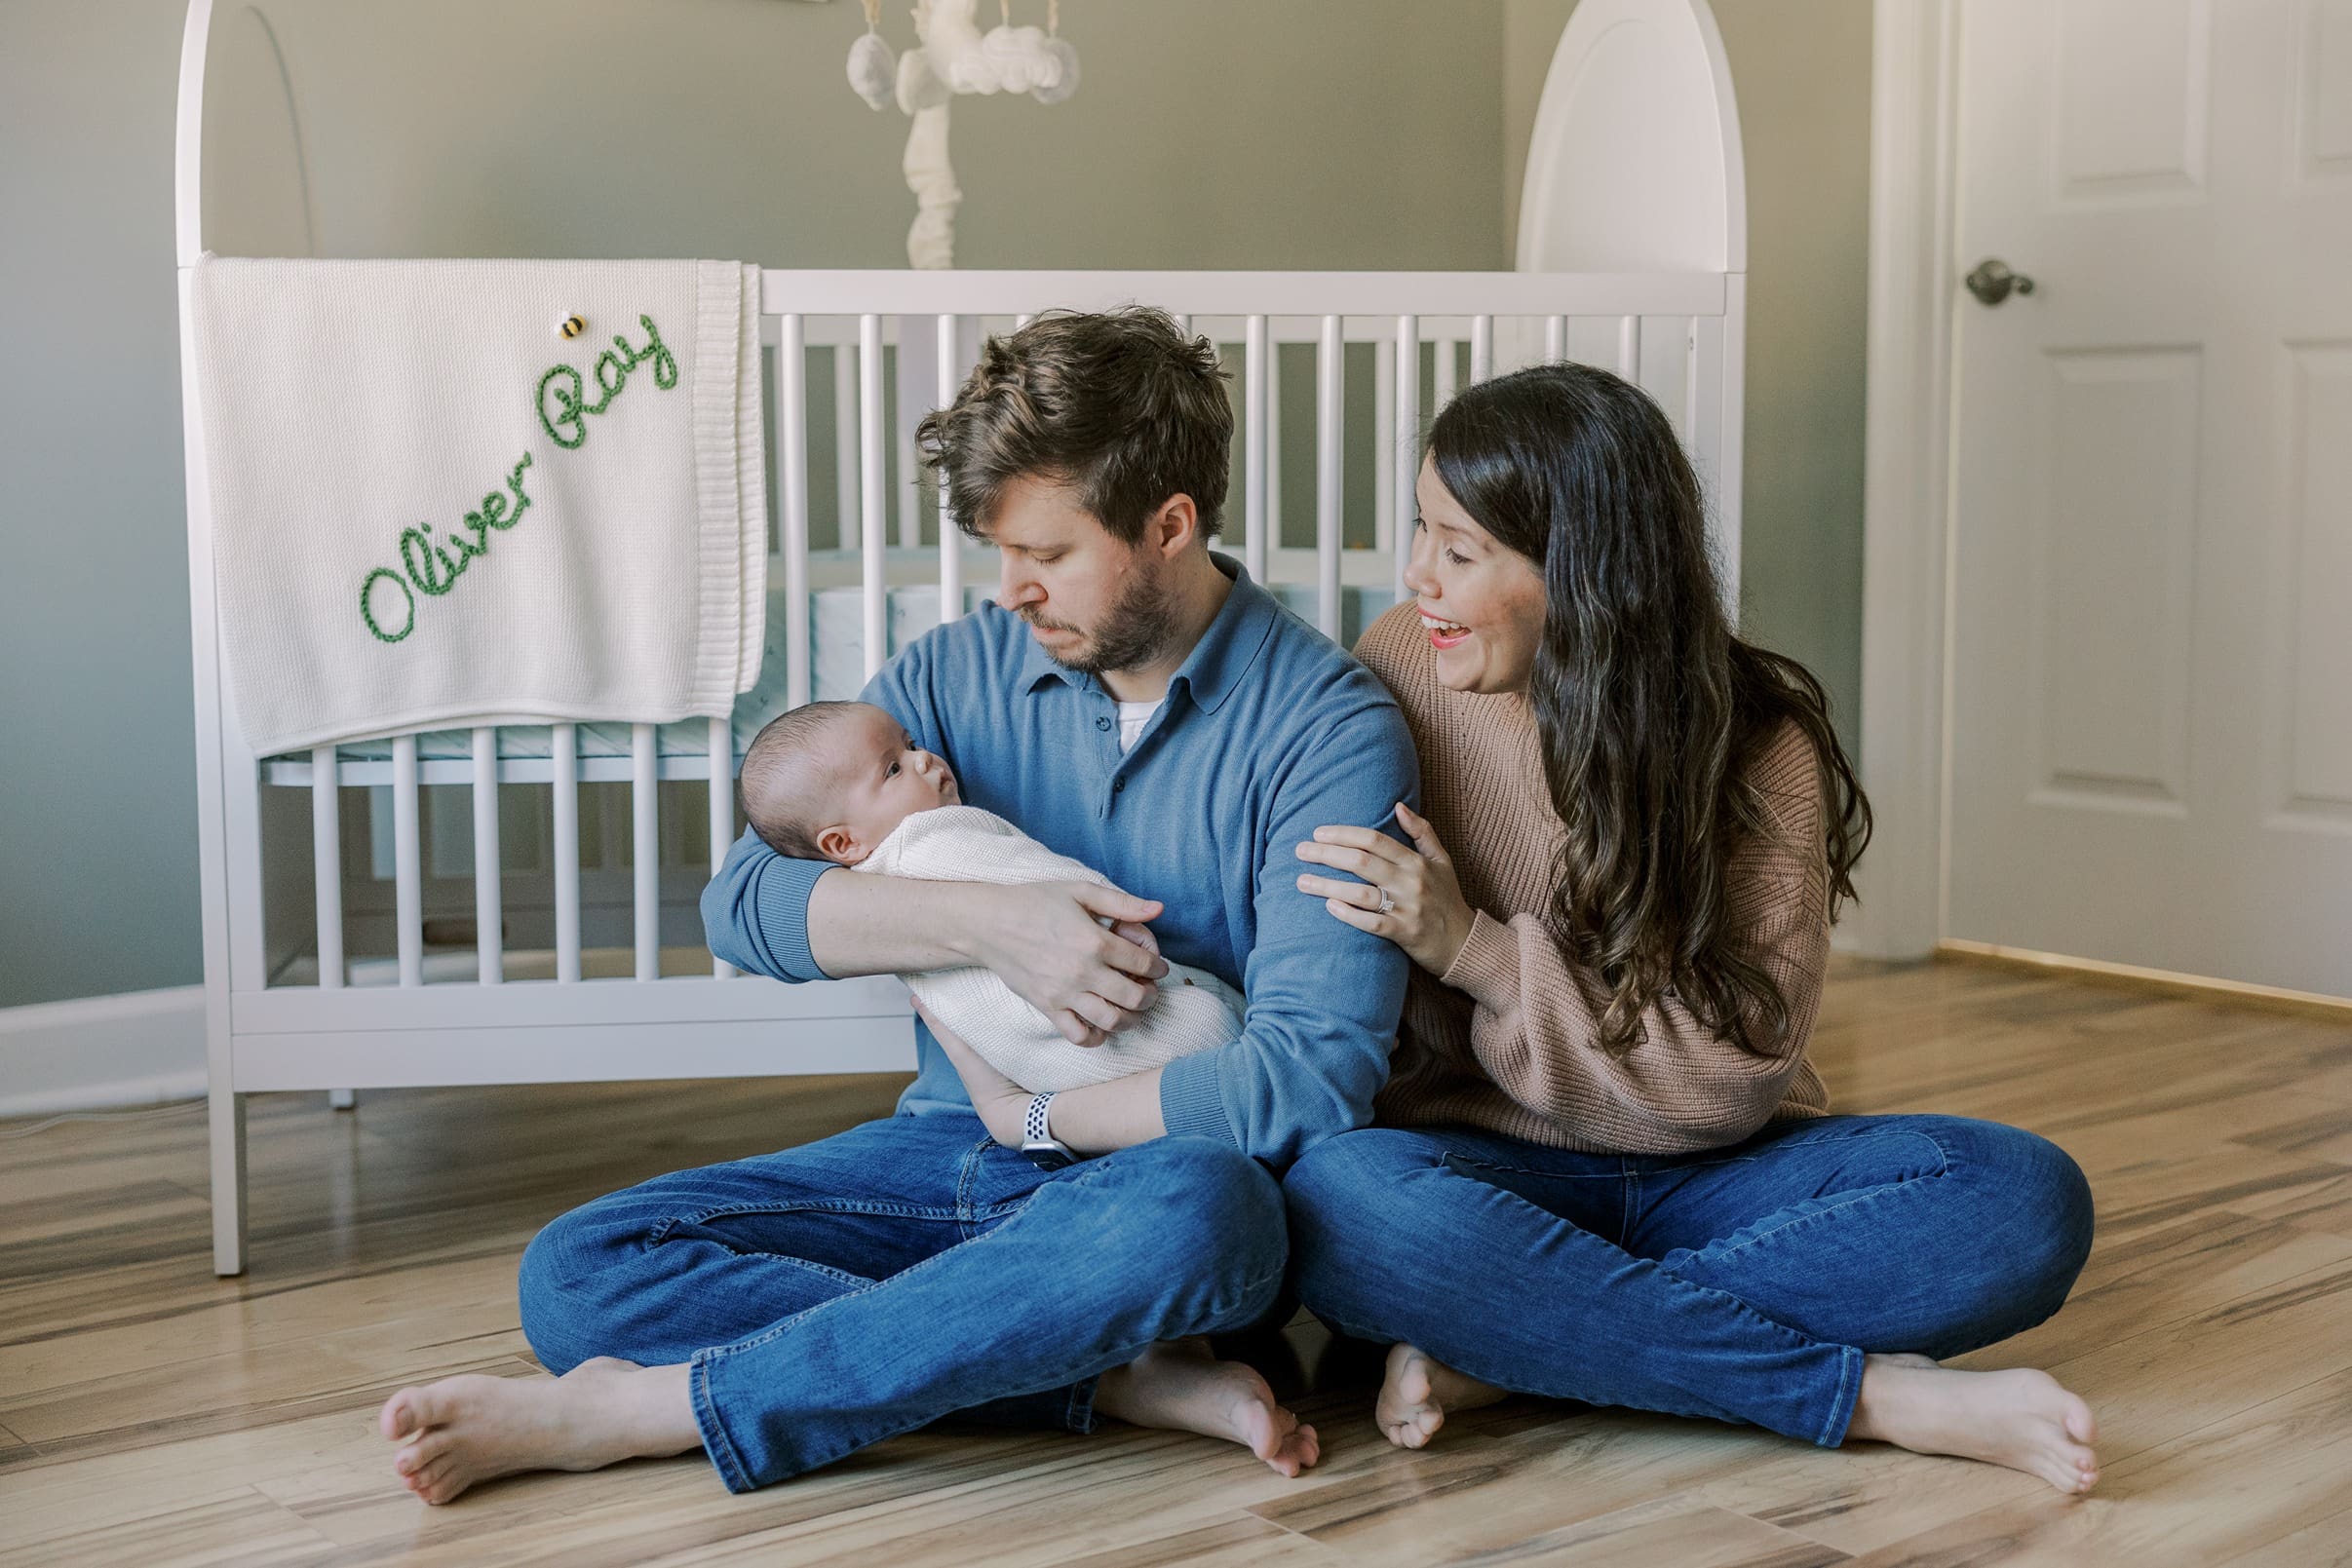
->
xmin=1845 ymin=1354 xmax=2100 ymax=1494
xmin=378 ymin=1357 xmax=702 ymax=1505
xmin=1375 ymin=1342 xmax=1507 ymax=1451
xmin=1095 ymin=1338 xmax=1322 ymax=1477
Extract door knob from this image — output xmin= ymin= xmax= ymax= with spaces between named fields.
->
xmin=1965 ymin=258 xmax=2036 ymax=306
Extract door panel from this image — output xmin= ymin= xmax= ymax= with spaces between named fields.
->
xmin=1946 ymin=0 xmax=2352 ymax=996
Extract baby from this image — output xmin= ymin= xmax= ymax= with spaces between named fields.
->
xmin=737 ymin=701 xmax=1244 ymax=1091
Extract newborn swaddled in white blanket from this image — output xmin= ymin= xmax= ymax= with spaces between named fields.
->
xmin=856 ymin=806 xmax=1244 ymax=1090
xmin=736 ymin=702 xmax=1243 ymax=1093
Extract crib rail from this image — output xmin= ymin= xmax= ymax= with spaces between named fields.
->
xmin=213 ymin=269 xmax=1742 ymax=1030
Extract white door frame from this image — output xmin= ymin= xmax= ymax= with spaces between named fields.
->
xmin=1853 ymin=0 xmax=1962 ymax=960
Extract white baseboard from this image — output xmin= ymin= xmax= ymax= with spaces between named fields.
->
xmin=0 ymin=987 xmax=208 ymax=1118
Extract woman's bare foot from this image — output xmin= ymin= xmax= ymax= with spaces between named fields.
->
xmin=1845 ymin=1353 xmax=2100 ymax=1494
xmin=1375 ymin=1342 xmax=1508 ymax=1450
xmin=1095 ymin=1338 xmax=1322 ymax=1477
xmin=378 ymin=1357 xmax=703 ymax=1505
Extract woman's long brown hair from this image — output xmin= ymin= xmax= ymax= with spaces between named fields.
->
xmin=1428 ymin=363 xmax=1870 ymax=1057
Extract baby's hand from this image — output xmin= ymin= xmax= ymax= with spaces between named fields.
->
xmin=1108 ymin=918 xmax=1161 ymax=960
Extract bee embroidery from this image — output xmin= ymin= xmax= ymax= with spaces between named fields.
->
xmin=559 ymin=314 xmax=587 ymax=339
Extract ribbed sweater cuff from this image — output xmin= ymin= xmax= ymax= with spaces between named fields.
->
xmin=1439 ymin=910 xmax=1520 ymax=1011
xmin=1158 ymin=1050 xmax=1237 ymax=1145
xmin=758 ymin=860 xmax=835 ymax=981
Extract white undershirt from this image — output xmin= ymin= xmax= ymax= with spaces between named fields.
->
xmin=1116 ymin=698 xmax=1164 ymax=753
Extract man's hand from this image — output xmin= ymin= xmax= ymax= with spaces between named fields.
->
xmin=913 ymin=999 xmax=1031 ymax=1146
xmin=964 ymin=882 xmax=1170 ymax=1047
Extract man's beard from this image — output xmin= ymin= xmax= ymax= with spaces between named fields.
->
xmin=1025 ymin=553 xmax=1178 ymax=676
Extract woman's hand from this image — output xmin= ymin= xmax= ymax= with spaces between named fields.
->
xmin=912 ymin=998 xmax=1032 ymax=1147
xmin=1294 ymin=803 xmax=1474 ymax=976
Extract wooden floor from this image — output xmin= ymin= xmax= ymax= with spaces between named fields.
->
xmin=6 ymin=956 xmax=2352 ymax=1566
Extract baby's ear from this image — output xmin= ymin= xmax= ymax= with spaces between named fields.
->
xmin=817 ymin=824 xmax=863 ymax=864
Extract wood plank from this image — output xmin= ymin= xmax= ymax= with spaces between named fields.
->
xmin=0 ymin=1486 xmax=336 ymax=1568
xmin=0 ymin=1250 xmax=520 ymax=1403
xmin=2027 ymin=1254 xmax=2352 ymax=1462
xmin=1045 ymin=1514 xmax=1341 ymax=1568
xmin=4 ymin=957 xmax=2348 ymax=1564
xmin=1843 ymin=1364 xmax=2352 ymax=1566
xmin=1427 ymin=1493 xmax=1848 ymax=1568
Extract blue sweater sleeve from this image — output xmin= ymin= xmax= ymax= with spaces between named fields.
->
xmin=697 ymin=641 xmax=945 ymax=982
xmin=1156 ymin=696 xmax=1420 ymax=1168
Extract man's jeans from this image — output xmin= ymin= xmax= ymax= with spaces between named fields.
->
xmin=518 ymin=1113 xmax=1287 ymax=1492
xmin=1285 ymin=1114 xmax=2095 ymax=1447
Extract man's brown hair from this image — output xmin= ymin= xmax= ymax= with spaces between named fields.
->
xmin=915 ymin=307 xmax=1232 ymax=545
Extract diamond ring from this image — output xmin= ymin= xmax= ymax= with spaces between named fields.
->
xmin=1377 ymin=889 xmax=1397 ymax=915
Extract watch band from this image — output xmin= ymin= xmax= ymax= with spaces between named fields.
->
xmin=1023 ymin=1090 xmax=1057 ymax=1147
xmin=1022 ymin=1090 xmax=1077 ymax=1168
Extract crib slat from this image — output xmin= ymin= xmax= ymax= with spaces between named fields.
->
xmin=1244 ymin=314 xmax=1269 ymax=583
xmin=832 ymin=342 xmax=859 ymax=551
xmin=1394 ymin=314 xmax=1418 ymax=603
xmin=630 ymin=723 xmax=659 ymax=980
xmin=1315 ymin=314 xmax=1342 ymax=640
xmin=1470 ymin=315 xmax=1494 ymax=383
xmin=779 ymin=315 xmax=811 ymax=709
xmin=860 ymin=313 xmax=887 ymax=679
xmin=391 ymin=734 xmax=423 ymax=989
xmin=311 ymin=746 xmax=342 ymax=989
xmin=936 ymin=313 xmax=962 ymax=624
xmin=1546 ymin=314 xmax=1566 ymax=361
xmin=552 ymin=722 xmax=581 ymax=983
xmin=707 ymin=716 xmax=736 ymax=980
xmin=1266 ymin=330 xmax=1284 ymax=552
xmin=1171 ymin=313 xmax=1191 ymax=339
xmin=896 ymin=333 xmax=920 ymax=551
xmin=1372 ymin=335 xmax=1395 ymax=553
xmin=471 ymin=727 xmax=501 ymax=985
xmin=1616 ymin=315 xmax=1641 ymax=380
xmin=1434 ymin=334 xmax=1457 ymax=416
xmin=1014 ymin=313 xmax=1033 ymax=329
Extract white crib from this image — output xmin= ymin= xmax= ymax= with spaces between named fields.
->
xmin=174 ymin=0 xmax=1748 ymax=1274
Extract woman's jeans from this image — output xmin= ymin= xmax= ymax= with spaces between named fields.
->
xmin=1285 ymin=1114 xmax=2095 ymax=1447
xmin=518 ymin=1112 xmax=1287 ymax=1492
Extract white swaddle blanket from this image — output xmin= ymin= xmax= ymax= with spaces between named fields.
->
xmin=190 ymin=257 xmax=766 ymax=754
xmin=857 ymin=806 xmax=1245 ymax=1091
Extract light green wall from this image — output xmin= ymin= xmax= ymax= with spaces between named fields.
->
xmin=201 ymin=0 xmax=1507 ymax=270
xmin=0 ymin=1 xmax=202 ymax=1013
xmin=0 ymin=0 xmax=1504 ymax=1009
xmin=1 ymin=0 xmax=1872 ymax=1012
xmin=1507 ymin=0 xmax=1874 ymax=753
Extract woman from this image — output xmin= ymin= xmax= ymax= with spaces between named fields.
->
xmin=1286 ymin=363 xmax=2100 ymax=1493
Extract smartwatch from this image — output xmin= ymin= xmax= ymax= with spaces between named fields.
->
xmin=1021 ymin=1090 xmax=1079 ymax=1170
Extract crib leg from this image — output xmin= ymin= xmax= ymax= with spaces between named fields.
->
xmin=328 ymin=1089 xmax=356 ymax=1110
xmin=209 ymin=1080 xmax=248 ymax=1277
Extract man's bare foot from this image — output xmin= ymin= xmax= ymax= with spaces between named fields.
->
xmin=378 ymin=1357 xmax=703 ymax=1505
xmin=1095 ymin=1338 xmax=1322 ymax=1477
xmin=1845 ymin=1353 xmax=2100 ymax=1494
xmin=1375 ymin=1342 xmax=1508 ymax=1451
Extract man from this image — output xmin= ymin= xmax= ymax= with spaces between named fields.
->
xmin=374 ymin=308 xmax=1417 ymax=1503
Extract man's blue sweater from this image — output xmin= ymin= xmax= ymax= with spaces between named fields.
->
xmin=701 ymin=556 xmax=1419 ymax=1168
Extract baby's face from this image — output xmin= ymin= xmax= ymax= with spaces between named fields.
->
xmin=823 ymin=705 xmax=960 ymax=861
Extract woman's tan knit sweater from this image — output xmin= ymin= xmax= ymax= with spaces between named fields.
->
xmin=1358 ymin=603 xmax=1832 ymax=1153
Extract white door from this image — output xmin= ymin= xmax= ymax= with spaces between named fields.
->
xmin=1945 ymin=0 xmax=2352 ymax=997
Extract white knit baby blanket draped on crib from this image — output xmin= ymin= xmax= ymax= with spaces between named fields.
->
xmin=856 ymin=805 xmax=1247 ymax=1092
xmin=191 ymin=257 xmax=766 ymax=754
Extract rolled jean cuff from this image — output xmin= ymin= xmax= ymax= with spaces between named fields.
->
xmin=689 ymin=1350 xmax=757 ymax=1495
xmin=958 ymin=1376 xmax=1100 ymax=1434
xmin=1815 ymin=1344 xmax=1866 ymax=1448
xmin=1062 ymin=1373 xmax=1099 ymax=1434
